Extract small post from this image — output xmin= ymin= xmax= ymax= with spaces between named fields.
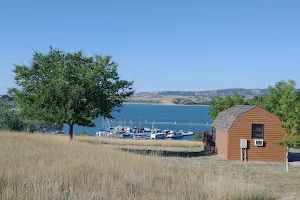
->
xmin=286 ymin=147 xmax=289 ymax=172
xmin=240 ymin=148 xmax=243 ymax=161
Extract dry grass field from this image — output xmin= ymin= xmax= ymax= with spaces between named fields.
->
xmin=76 ymin=136 xmax=203 ymax=148
xmin=1 ymin=132 xmax=299 ymax=200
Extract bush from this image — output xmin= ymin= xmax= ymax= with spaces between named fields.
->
xmin=77 ymin=131 xmax=89 ymax=136
xmin=0 ymin=103 xmax=26 ymax=131
xmin=193 ymin=131 xmax=202 ymax=141
xmin=0 ymin=102 xmax=63 ymax=133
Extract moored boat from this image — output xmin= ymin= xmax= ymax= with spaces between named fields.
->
xmin=180 ymin=131 xmax=194 ymax=136
xmin=150 ymin=133 xmax=165 ymax=139
xmin=166 ymin=131 xmax=183 ymax=138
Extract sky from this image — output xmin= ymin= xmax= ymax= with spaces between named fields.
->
xmin=0 ymin=0 xmax=299 ymax=94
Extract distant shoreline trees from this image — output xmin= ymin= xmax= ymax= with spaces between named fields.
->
xmin=0 ymin=101 xmax=63 ymax=132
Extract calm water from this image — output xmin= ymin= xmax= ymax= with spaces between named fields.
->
xmin=63 ymin=104 xmax=212 ymax=140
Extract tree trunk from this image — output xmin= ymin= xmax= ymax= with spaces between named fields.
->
xmin=69 ymin=124 xmax=74 ymax=140
xmin=286 ymin=147 xmax=290 ymax=172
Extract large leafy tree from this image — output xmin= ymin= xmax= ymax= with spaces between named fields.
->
xmin=10 ymin=47 xmax=134 ymax=139
xmin=264 ymin=80 xmax=300 ymax=172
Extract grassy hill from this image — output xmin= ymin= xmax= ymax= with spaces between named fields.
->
xmin=129 ymin=88 xmax=269 ymax=105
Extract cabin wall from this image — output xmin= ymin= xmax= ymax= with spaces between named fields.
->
xmin=215 ymin=129 xmax=228 ymax=159
xmin=228 ymin=107 xmax=285 ymax=162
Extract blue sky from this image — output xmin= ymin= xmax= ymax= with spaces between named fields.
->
xmin=0 ymin=0 xmax=299 ymax=94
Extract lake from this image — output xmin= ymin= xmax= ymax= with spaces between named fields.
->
xmin=63 ymin=104 xmax=212 ymax=140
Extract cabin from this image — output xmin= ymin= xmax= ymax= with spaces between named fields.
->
xmin=211 ymin=106 xmax=286 ymax=162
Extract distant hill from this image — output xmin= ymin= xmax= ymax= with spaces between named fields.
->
xmin=128 ymin=88 xmax=269 ymax=105
xmin=1 ymin=89 xmax=270 ymax=106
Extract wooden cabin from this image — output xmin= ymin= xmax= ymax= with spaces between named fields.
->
xmin=211 ymin=106 xmax=286 ymax=162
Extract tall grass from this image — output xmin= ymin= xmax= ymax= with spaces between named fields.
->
xmin=0 ymin=132 xmax=272 ymax=200
xmin=77 ymin=136 xmax=203 ymax=148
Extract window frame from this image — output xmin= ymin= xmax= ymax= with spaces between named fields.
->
xmin=251 ymin=124 xmax=264 ymax=139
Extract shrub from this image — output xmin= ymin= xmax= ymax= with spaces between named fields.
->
xmin=193 ymin=131 xmax=202 ymax=141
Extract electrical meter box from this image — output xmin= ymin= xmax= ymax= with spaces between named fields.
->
xmin=240 ymin=139 xmax=248 ymax=148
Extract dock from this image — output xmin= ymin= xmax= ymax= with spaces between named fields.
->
xmin=95 ymin=119 xmax=211 ymax=127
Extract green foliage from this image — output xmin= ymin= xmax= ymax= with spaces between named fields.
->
xmin=10 ymin=46 xmax=134 ymax=139
xmin=248 ymin=95 xmax=266 ymax=107
xmin=0 ymin=95 xmax=14 ymax=102
xmin=208 ymin=92 xmax=249 ymax=120
xmin=193 ymin=131 xmax=202 ymax=141
xmin=0 ymin=101 xmax=63 ymax=133
xmin=172 ymin=98 xmax=210 ymax=105
xmin=28 ymin=120 xmax=64 ymax=133
xmin=0 ymin=103 xmax=26 ymax=131
xmin=276 ymin=133 xmax=300 ymax=149
xmin=126 ymin=100 xmax=161 ymax=104
xmin=77 ymin=131 xmax=89 ymax=136
xmin=265 ymin=80 xmax=300 ymax=149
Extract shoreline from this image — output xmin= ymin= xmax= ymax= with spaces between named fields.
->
xmin=123 ymin=102 xmax=210 ymax=106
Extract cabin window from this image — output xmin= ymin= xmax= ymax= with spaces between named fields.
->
xmin=252 ymin=124 xmax=264 ymax=139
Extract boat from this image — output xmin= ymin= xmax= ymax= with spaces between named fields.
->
xmin=133 ymin=133 xmax=150 ymax=139
xmin=120 ymin=132 xmax=134 ymax=139
xmin=150 ymin=133 xmax=165 ymax=139
xmin=144 ymin=127 xmax=151 ymax=131
xmin=180 ymin=131 xmax=194 ymax=136
xmin=166 ymin=131 xmax=183 ymax=138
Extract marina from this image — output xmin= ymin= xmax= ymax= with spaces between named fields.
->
xmin=96 ymin=125 xmax=196 ymax=140
xmin=63 ymin=104 xmax=212 ymax=140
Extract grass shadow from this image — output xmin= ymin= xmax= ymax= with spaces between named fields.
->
xmin=120 ymin=148 xmax=213 ymax=157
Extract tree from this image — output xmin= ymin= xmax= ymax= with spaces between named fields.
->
xmin=10 ymin=47 xmax=134 ymax=140
xmin=264 ymin=80 xmax=300 ymax=172
xmin=0 ymin=94 xmax=63 ymax=133
xmin=208 ymin=92 xmax=248 ymax=120
xmin=0 ymin=103 xmax=26 ymax=131
xmin=0 ymin=95 xmax=14 ymax=102
xmin=248 ymin=95 xmax=266 ymax=107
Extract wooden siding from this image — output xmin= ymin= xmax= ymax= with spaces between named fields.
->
xmin=215 ymin=129 xmax=228 ymax=159
xmin=228 ymin=107 xmax=285 ymax=162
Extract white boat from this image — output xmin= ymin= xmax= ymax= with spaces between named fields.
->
xmin=180 ymin=131 xmax=194 ymax=136
xmin=150 ymin=133 xmax=165 ymax=139
xmin=166 ymin=131 xmax=183 ymax=138
xmin=133 ymin=133 xmax=150 ymax=139
xmin=144 ymin=127 xmax=151 ymax=131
